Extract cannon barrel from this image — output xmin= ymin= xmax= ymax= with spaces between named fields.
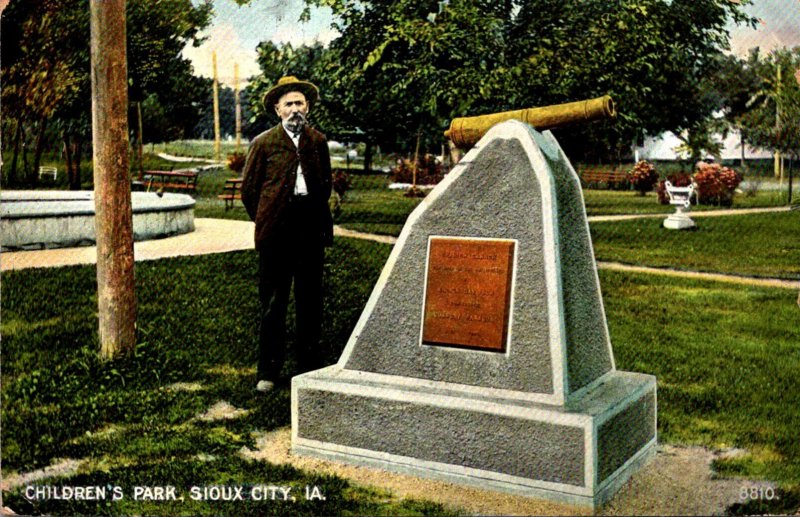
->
xmin=444 ymin=95 xmax=615 ymax=148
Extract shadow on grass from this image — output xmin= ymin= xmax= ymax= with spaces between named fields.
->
xmin=2 ymin=239 xmax=456 ymax=516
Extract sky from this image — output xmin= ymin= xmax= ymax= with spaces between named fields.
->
xmin=182 ymin=0 xmax=339 ymax=86
xmin=184 ymin=0 xmax=800 ymax=87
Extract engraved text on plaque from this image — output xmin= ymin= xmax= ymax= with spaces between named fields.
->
xmin=422 ymin=237 xmax=515 ymax=351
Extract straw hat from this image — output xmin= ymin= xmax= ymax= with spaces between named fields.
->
xmin=262 ymin=76 xmax=319 ymax=109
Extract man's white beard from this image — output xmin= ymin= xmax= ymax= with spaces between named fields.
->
xmin=285 ymin=113 xmax=306 ymax=134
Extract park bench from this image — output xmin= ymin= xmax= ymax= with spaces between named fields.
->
xmin=579 ymin=169 xmax=629 ymax=188
xmin=143 ymin=169 xmax=198 ymax=193
xmin=218 ymin=177 xmax=243 ymax=210
xmin=38 ymin=166 xmax=58 ymax=181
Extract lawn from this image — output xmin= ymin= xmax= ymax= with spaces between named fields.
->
xmin=582 ymin=188 xmax=789 ymax=216
xmin=0 ymin=150 xmax=210 ymax=191
xmin=332 ymin=173 xmax=794 ymax=237
xmin=190 ymin=162 xmax=414 ymax=223
xmin=151 ymin=140 xmax=247 ymax=160
xmin=590 ymin=211 xmax=800 ymax=280
xmin=151 ymin=139 xmax=398 ymax=171
xmin=334 ymin=173 xmax=424 ymax=236
xmin=1 ymin=240 xmax=460 ymax=516
xmin=2 ymin=237 xmax=800 ymax=515
xmin=193 ymin=165 xmax=250 ymax=220
xmin=602 ymin=270 xmax=800 ymax=513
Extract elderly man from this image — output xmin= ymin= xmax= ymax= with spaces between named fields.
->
xmin=241 ymin=76 xmax=333 ymax=393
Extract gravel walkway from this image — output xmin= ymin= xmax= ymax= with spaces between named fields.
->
xmin=2 ymin=221 xmax=389 ymax=271
xmin=587 ymin=205 xmax=791 ymax=222
xmin=241 ymin=427 xmax=773 ymax=516
xmin=5 ymin=213 xmax=797 ymax=291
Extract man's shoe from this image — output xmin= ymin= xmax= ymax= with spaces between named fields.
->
xmin=255 ymin=380 xmax=275 ymax=393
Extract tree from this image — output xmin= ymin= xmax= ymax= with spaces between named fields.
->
xmin=302 ymin=0 xmax=756 ymax=162
xmin=245 ymin=42 xmax=333 ymax=131
xmin=740 ymin=48 xmax=800 ymax=165
xmin=670 ymin=53 xmax=760 ymax=163
xmin=1 ymin=0 xmax=87 ymax=186
xmin=194 ymin=84 xmax=258 ymax=140
xmin=1 ymin=0 xmax=212 ymax=187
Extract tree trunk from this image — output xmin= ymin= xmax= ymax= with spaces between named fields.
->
xmin=33 ymin=117 xmax=49 ymax=185
xmin=740 ymin=130 xmax=747 ymax=172
xmin=63 ymin=132 xmax=74 ymax=186
xmin=64 ymin=132 xmax=83 ymax=190
xmin=91 ymin=0 xmax=137 ymax=358
xmin=137 ymin=101 xmax=144 ymax=180
xmin=74 ymin=135 xmax=83 ymax=189
xmin=363 ymin=140 xmax=373 ymax=173
xmin=9 ymin=120 xmax=21 ymax=186
xmin=21 ymin=125 xmax=30 ymax=182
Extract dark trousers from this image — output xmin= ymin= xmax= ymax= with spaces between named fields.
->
xmin=257 ymin=196 xmax=325 ymax=382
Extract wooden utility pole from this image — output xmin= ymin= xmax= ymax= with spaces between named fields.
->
xmin=137 ymin=101 xmax=144 ymax=180
xmin=90 ymin=0 xmax=137 ymax=358
xmin=213 ymin=51 xmax=221 ymax=162
xmin=234 ymin=63 xmax=242 ymax=153
xmin=775 ymin=64 xmax=783 ymax=180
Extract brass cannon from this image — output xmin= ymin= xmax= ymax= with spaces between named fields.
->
xmin=444 ymin=95 xmax=616 ymax=148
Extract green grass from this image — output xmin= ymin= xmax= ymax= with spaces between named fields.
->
xmin=152 ymin=140 xmax=246 ymax=160
xmin=590 ymin=211 xmax=800 ymax=279
xmin=193 ymin=165 xmax=251 ymax=220
xmin=1 ymin=150 xmax=210 ymax=190
xmin=2 ymin=243 xmax=799 ymax=514
xmin=334 ymin=174 xmax=424 ymax=236
xmin=582 ymin=189 xmax=790 ymax=216
xmin=601 ymin=270 xmax=800 ymax=503
xmin=1 ymin=240 xmax=462 ymax=516
xmin=151 ymin=140 xmax=398 ymax=171
xmin=333 ymin=174 xmax=792 ymax=237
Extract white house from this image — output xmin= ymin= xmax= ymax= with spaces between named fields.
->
xmin=636 ymin=129 xmax=773 ymax=161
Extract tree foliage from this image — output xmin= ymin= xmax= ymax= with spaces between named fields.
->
xmin=245 ymin=42 xmax=332 ymax=131
xmin=739 ymin=47 xmax=800 ymax=159
xmin=1 ymin=0 xmax=213 ymax=186
xmin=296 ymin=0 xmax=756 ymax=161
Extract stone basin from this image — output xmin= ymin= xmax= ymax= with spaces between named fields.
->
xmin=1 ymin=190 xmax=195 ymax=251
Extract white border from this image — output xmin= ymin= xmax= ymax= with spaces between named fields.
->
xmin=512 ymin=124 xmax=569 ymax=403
xmin=326 ymin=367 xmax=562 ymax=405
xmin=551 ymin=136 xmax=618 ymax=373
xmin=297 ymin=373 xmax=592 ymax=427
xmin=418 ymin=235 xmax=518 ymax=357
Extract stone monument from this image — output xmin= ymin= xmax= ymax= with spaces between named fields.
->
xmin=292 ymin=119 xmax=657 ymax=508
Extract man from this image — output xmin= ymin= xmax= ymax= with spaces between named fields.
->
xmin=241 ymin=76 xmax=333 ymax=393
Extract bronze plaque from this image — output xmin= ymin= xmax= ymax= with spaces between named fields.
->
xmin=422 ymin=237 xmax=515 ymax=352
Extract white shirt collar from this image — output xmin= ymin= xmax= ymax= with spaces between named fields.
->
xmin=281 ymin=122 xmax=303 ymax=144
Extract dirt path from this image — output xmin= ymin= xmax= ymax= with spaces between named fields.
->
xmin=240 ymin=427 xmax=773 ymax=516
xmin=587 ymin=205 xmax=791 ymax=222
xmin=598 ymin=261 xmax=800 ymax=290
xmin=5 ymin=210 xmax=797 ymax=291
xmin=156 ymin=152 xmax=223 ymax=164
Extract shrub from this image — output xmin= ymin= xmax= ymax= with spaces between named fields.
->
xmin=227 ymin=152 xmax=246 ymax=174
xmin=390 ymin=154 xmax=445 ymax=186
xmin=656 ymin=172 xmax=693 ymax=205
xmin=628 ymin=160 xmax=659 ymax=195
xmin=693 ymin=162 xmax=742 ymax=206
xmin=332 ymin=170 xmax=350 ymax=198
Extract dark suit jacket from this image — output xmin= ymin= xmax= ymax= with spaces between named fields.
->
xmin=241 ymin=123 xmax=333 ymax=251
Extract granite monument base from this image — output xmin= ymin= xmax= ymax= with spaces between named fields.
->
xmin=293 ymin=366 xmax=656 ymax=508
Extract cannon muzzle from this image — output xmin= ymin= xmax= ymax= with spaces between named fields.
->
xmin=444 ymin=95 xmax=615 ymax=148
